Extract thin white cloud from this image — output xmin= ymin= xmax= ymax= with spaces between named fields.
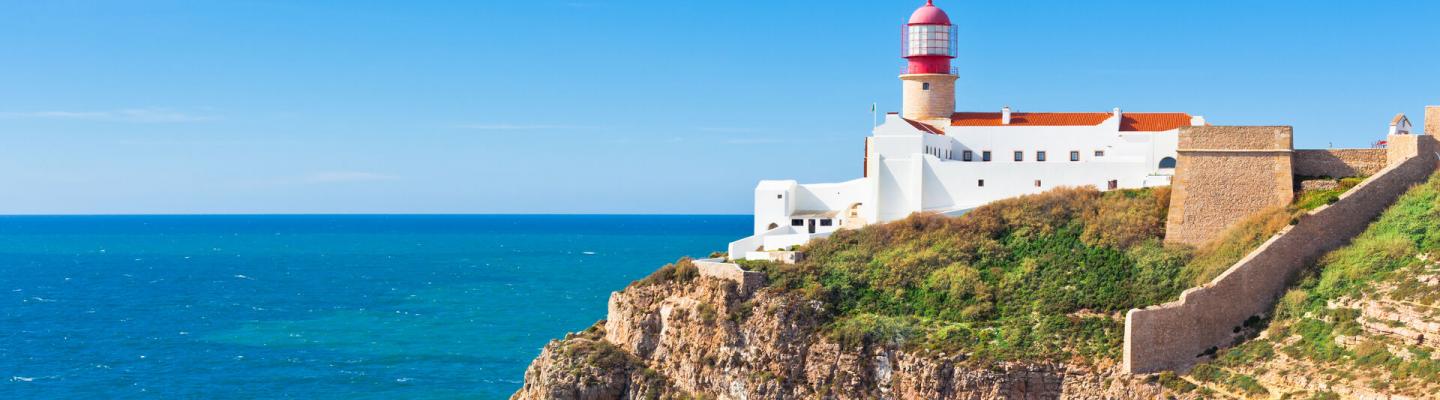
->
xmin=724 ymin=138 xmax=786 ymax=145
xmin=0 ymin=108 xmax=216 ymax=123
xmin=301 ymin=171 xmax=399 ymax=184
xmin=456 ymin=123 xmax=590 ymax=130
xmin=697 ymin=127 xmax=762 ymax=133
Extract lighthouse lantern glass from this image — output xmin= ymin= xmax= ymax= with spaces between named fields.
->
xmin=905 ymin=24 xmax=954 ymax=57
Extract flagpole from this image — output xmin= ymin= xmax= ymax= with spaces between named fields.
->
xmin=871 ymin=102 xmax=878 ymax=128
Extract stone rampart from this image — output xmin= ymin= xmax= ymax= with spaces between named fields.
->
xmin=694 ymin=258 xmax=766 ymax=296
xmin=1293 ymin=149 xmax=1386 ymax=178
xmin=1164 ymin=126 xmax=1295 ymax=245
xmin=1427 ymin=106 xmax=1439 ymax=136
xmin=1125 ymin=145 xmax=1439 ymax=374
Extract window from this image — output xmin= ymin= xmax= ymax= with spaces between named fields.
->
xmin=1036 ymin=151 xmax=1047 ymax=162
xmin=1014 ymin=151 xmax=1024 ymax=161
xmin=791 ymin=219 xmax=804 ymax=226
xmin=1035 ymin=180 xmax=1042 ymax=187
xmin=776 ymin=194 xmax=782 ymax=199
xmin=978 ymin=179 xmax=985 ymax=187
xmin=819 ymin=219 xmax=833 ymax=227
xmin=906 ymin=24 xmax=954 ymax=57
xmin=982 ymin=151 xmax=992 ymax=162
xmin=962 ymin=150 xmax=973 ymax=161
xmin=1108 ymin=180 xmax=1119 ymax=190
xmin=1159 ymin=157 xmax=1177 ymax=169
xmin=922 ymin=82 xmax=931 ymax=90
xmin=1070 ymin=151 xmax=1080 ymax=162
xmin=1094 ymin=150 xmax=1105 ymax=157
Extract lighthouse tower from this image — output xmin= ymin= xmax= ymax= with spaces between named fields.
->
xmin=900 ymin=0 xmax=957 ymax=126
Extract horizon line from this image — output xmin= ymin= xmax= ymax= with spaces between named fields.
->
xmin=0 ymin=212 xmax=754 ymax=217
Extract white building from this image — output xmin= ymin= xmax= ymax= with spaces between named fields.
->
xmin=728 ymin=1 xmax=1205 ymax=260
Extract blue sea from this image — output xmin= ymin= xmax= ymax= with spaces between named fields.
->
xmin=0 ymin=215 xmax=748 ymax=399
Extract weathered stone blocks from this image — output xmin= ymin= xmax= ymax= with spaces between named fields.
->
xmin=900 ymin=73 xmax=956 ymax=126
xmin=1427 ymin=106 xmax=1439 ymax=136
xmin=1293 ymin=149 xmax=1385 ymax=178
xmin=1127 ymin=147 xmax=1439 ymax=374
xmin=1164 ymin=126 xmax=1295 ymax=246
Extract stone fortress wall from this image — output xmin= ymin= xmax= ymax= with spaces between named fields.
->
xmin=693 ymin=258 xmax=766 ymax=296
xmin=1293 ymin=149 xmax=1387 ymax=178
xmin=1162 ymin=126 xmax=1295 ymax=246
xmin=1125 ymin=110 xmax=1440 ymax=374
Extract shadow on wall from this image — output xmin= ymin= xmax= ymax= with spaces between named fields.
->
xmin=1293 ymin=149 xmax=1387 ymax=179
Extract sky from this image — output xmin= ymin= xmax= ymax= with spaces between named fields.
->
xmin=1 ymin=0 xmax=1437 ymax=215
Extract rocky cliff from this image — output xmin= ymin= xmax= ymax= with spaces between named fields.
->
xmin=513 ymin=276 xmax=1188 ymax=400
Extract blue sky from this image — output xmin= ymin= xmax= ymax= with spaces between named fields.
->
xmin=1 ymin=0 xmax=1436 ymax=214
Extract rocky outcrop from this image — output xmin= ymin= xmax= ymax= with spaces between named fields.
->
xmin=515 ymin=277 xmax=1185 ymax=400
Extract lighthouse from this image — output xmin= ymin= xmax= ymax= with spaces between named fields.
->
xmin=730 ymin=0 xmax=1204 ymax=260
xmin=900 ymin=0 xmax=957 ymax=126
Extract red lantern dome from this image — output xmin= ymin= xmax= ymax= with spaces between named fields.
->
xmin=908 ymin=0 xmax=951 ymax=25
xmin=902 ymin=0 xmax=956 ymax=75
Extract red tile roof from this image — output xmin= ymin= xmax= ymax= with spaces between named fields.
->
xmin=903 ymin=118 xmax=947 ymax=135
xmin=1120 ymin=113 xmax=1195 ymax=132
xmin=950 ymin=112 xmax=1193 ymax=132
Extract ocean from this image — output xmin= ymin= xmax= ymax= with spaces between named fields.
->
xmin=0 ymin=215 xmax=749 ymax=399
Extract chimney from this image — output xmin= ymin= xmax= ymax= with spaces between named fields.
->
xmin=1112 ymin=107 xmax=1122 ymax=118
xmin=1190 ymin=116 xmax=1207 ymax=126
xmin=1002 ymin=106 xmax=1012 ymax=125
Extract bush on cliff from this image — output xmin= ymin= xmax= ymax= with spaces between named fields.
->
xmin=749 ymin=186 xmax=1193 ymax=362
xmin=637 ymin=257 xmax=699 ymax=286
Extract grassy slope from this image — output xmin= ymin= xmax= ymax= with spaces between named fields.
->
xmin=636 ymin=175 xmax=1369 ymax=367
xmin=737 ymin=187 xmax=1192 ymax=364
xmin=1187 ymin=171 xmax=1440 ymax=398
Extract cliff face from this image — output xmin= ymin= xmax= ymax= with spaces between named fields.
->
xmin=514 ymin=277 xmax=1183 ymax=400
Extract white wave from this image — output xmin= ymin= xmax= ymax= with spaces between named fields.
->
xmin=233 ymin=274 xmax=253 ymax=280
xmin=582 ymin=251 xmax=597 ymax=255
xmin=10 ymin=376 xmax=34 ymax=382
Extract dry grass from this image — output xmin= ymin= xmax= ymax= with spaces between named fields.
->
xmin=1182 ymin=206 xmax=1294 ymax=285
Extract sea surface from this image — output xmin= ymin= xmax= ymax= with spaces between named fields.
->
xmin=0 ymin=215 xmax=748 ymax=399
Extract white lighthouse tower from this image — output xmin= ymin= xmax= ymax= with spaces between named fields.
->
xmin=900 ymin=0 xmax=958 ymax=127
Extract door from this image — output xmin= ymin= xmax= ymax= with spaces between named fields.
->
xmin=808 ymin=219 xmax=816 ymax=234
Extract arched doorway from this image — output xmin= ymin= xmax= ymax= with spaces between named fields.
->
xmin=767 ymin=222 xmax=779 ymax=230
xmin=1159 ymin=157 xmax=1177 ymax=169
xmin=842 ymin=203 xmax=867 ymax=229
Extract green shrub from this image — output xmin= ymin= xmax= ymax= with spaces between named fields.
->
xmin=1228 ymin=374 xmax=1269 ymax=396
xmin=828 ymin=313 xmax=919 ymax=348
xmin=750 ymin=186 xmax=1193 ymax=362
xmin=696 ymin=303 xmax=718 ymax=325
xmin=637 ymin=257 xmax=699 ymax=286
xmin=1156 ymin=371 xmax=1196 ymax=393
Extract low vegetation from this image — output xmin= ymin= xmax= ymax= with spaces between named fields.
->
xmin=1183 ymin=175 xmax=1369 ymax=286
xmin=637 ymin=257 xmax=699 ymax=286
xmin=1198 ymin=172 xmax=1440 ymax=395
xmin=1294 ymin=177 xmax=1365 ymax=211
xmin=728 ymin=172 xmax=1378 ymax=364
xmin=743 ymin=187 xmax=1191 ymax=362
xmin=626 ymin=171 xmax=1387 ymax=369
